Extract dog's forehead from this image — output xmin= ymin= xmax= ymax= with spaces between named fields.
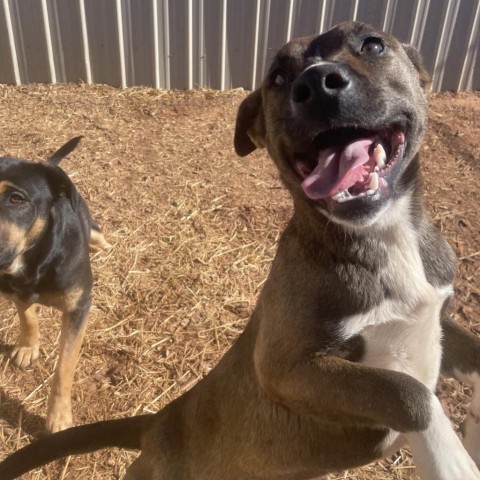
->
xmin=272 ymin=21 xmax=399 ymax=68
xmin=0 ymin=157 xmax=50 ymax=192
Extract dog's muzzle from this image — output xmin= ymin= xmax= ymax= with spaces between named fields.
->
xmin=288 ymin=62 xmax=409 ymax=219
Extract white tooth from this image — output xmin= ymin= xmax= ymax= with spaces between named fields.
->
xmin=369 ymin=172 xmax=379 ymax=190
xmin=332 ymin=190 xmax=349 ymax=201
xmin=374 ymin=143 xmax=387 ymax=169
xmin=337 ymin=191 xmax=356 ymax=203
xmin=366 ymin=189 xmax=375 ymax=195
xmin=332 ymin=192 xmax=344 ymax=201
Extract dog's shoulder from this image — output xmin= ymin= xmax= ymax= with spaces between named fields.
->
xmin=417 ymin=218 xmax=456 ymax=287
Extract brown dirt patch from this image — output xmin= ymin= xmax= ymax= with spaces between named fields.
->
xmin=0 ymin=84 xmax=478 ymax=479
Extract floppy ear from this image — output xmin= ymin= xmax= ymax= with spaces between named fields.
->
xmin=46 ymin=166 xmax=82 ymax=214
xmin=48 ymin=136 xmax=83 ymax=166
xmin=234 ymin=89 xmax=266 ymax=157
xmin=402 ymin=44 xmax=431 ymax=91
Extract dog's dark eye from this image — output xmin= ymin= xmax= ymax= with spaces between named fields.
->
xmin=361 ymin=37 xmax=385 ymax=55
xmin=9 ymin=192 xmax=26 ymax=204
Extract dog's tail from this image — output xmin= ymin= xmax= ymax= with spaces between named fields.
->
xmin=0 ymin=414 xmax=152 ymax=480
xmin=48 ymin=136 xmax=83 ymax=166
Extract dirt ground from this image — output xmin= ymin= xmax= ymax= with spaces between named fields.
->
xmin=0 ymin=84 xmax=478 ymax=479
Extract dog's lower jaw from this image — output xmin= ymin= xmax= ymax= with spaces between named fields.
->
xmin=314 ymin=198 xmax=393 ymax=230
xmin=305 ymin=166 xmax=423 ymax=232
xmin=288 ymin=143 xmax=421 ymax=230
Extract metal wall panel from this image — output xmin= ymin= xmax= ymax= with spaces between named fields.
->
xmin=264 ymin=0 xmax=290 ymax=69
xmin=387 ymin=0 xmax=416 ymax=42
xmin=442 ymin=0 xmax=478 ymax=90
xmin=0 ymin=2 xmax=16 ymax=84
xmin=153 ymin=0 xmax=169 ymax=89
xmin=355 ymin=0 xmax=387 ymax=28
xmin=456 ymin=0 xmax=480 ymax=90
xmin=167 ymin=0 xmax=188 ymax=90
xmin=227 ymin=0 xmax=257 ymax=89
xmin=9 ymin=0 xmax=50 ymax=83
xmin=291 ymin=0 xmax=324 ymax=39
xmin=418 ymin=0 xmax=448 ymax=77
xmin=123 ymin=0 xmax=155 ymax=87
xmin=48 ymin=0 xmax=87 ymax=84
xmin=84 ymin=0 xmax=122 ymax=87
xmin=0 ymin=0 xmax=478 ymax=91
xmin=203 ymin=0 xmax=222 ymax=89
xmin=329 ymin=0 xmax=356 ymax=28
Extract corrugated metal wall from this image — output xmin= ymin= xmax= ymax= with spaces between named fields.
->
xmin=0 ymin=0 xmax=479 ymax=91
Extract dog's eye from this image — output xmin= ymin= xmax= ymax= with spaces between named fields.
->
xmin=9 ymin=192 xmax=26 ymax=204
xmin=361 ymin=37 xmax=385 ymax=55
xmin=272 ymin=71 xmax=286 ymax=88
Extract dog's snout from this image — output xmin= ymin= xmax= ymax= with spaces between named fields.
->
xmin=292 ymin=63 xmax=351 ymax=106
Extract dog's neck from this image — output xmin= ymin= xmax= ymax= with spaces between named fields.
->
xmin=289 ymin=176 xmax=426 ymax=266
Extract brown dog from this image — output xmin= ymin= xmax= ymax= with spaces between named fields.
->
xmin=1 ymin=21 xmax=480 ymax=480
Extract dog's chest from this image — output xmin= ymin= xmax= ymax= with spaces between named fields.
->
xmin=340 ymin=225 xmax=452 ymax=391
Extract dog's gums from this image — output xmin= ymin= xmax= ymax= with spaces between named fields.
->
xmin=295 ymin=126 xmax=405 ymax=203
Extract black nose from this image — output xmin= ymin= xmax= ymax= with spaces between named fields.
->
xmin=291 ymin=62 xmax=351 ymax=105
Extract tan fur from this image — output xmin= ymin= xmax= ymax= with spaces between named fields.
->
xmin=42 ymin=286 xmax=84 ymax=312
xmin=89 ymin=228 xmax=111 ymax=250
xmin=0 ymin=180 xmax=18 ymax=192
xmin=10 ymin=303 xmax=40 ymax=369
xmin=46 ymin=310 xmax=89 ymax=432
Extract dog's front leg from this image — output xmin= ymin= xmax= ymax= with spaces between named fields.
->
xmin=441 ymin=313 xmax=480 ymax=465
xmin=11 ymin=303 xmax=40 ymax=368
xmin=46 ymin=301 xmax=90 ymax=433
xmin=255 ymin=352 xmax=480 ymax=479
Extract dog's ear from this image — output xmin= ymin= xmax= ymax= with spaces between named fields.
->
xmin=46 ymin=166 xmax=82 ymax=214
xmin=402 ymin=44 xmax=431 ymax=91
xmin=48 ymin=136 xmax=83 ymax=166
xmin=234 ymin=89 xmax=266 ymax=157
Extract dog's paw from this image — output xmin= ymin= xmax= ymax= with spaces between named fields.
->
xmin=412 ymin=427 xmax=480 ymax=480
xmin=408 ymin=396 xmax=480 ymax=480
xmin=46 ymin=399 xmax=73 ymax=433
xmin=10 ymin=344 xmax=40 ymax=369
xmin=89 ymin=229 xmax=112 ymax=251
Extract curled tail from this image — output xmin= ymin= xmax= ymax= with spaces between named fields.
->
xmin=48 ymin=136 xmax=83 ymax=166
xmin=0 ymin=414 xmax=152 ymax=480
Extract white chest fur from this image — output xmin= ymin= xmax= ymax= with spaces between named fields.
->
xmin=341 ymin=209 xmax=452 ymax=392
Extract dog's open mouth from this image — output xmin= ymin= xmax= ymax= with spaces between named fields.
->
xmin=295 ymin=125 xmax=405 ymax=203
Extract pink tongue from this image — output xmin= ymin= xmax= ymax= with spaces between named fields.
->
xmin=302 ymin=138 xmax=374 ymax=199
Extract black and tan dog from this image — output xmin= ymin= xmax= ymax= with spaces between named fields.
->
xmin=0 ymin=137 xmax=107 ymax=433
xmin=2 ymin=21 xmax=480 ymax=480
